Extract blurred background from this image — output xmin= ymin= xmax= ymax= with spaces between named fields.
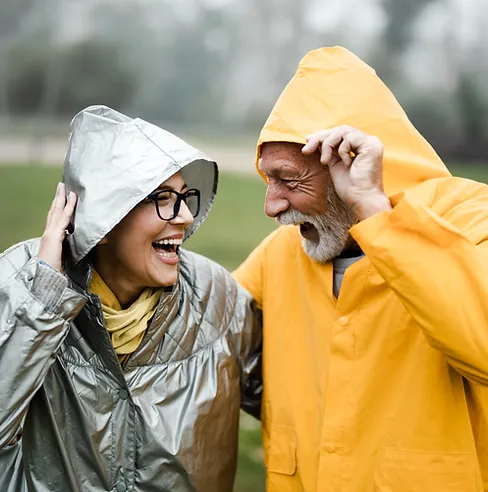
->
xmin=0 ymin=0 xmax=487 ymax=490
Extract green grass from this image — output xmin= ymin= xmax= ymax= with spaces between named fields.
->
xmin=0 ymin=164 xmax=274 ymax=492
xmin=0 ymin=166 xmax=62 ymax=251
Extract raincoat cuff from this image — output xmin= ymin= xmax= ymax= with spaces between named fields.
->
xmin=350 ymin=193 xmax=446 ymax=248
xmin=350 ymin=208 xmax=392 ymax=245
xmin=16 ymin=258 xmax=86 ymax=317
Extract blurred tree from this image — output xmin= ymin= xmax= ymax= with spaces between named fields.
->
xmin=221 ymin=0 xmax=319 ymax=126
xmin=5 ymin=44 xmax=49 ymax=115
xmin=58 ymin=41 xmax=136 ymax=115
xmin=89 ymin=0 xmax=234 ymax=125
xmin=402 ymin=90 xmax=461 ymax=159
xmin=150 ymin=8 xmax=229 ymax=124
xmin=382 ymin=0 xmax=437 ymax=56
xmin=376 ymin=0 xmax=438 ymax=83
xmin=397 ymin=75 xmax=488 ymax=163
xmin=6 ymin=41 xmax=136 ymax=116
xmin=379 ymin=0 xmax=488 ymax=162
xmin=0 ymin=0 xmax=36 ymax=37
xmin=453 ymin=73 xmax=488 ymax=160
xmin=0 ymin=0 xmax=37 ymax=120
xmin=248 ymin=0 xmax=308 ymax=93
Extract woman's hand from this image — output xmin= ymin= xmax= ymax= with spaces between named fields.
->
xmin=38 ymin=183 xmax=77 ymax=272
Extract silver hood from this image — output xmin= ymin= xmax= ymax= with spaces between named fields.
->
xmin=62 ymin=105 xmax=218 ymax=263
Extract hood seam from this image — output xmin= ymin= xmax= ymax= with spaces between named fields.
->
xmin=134 ymin=122 xmax=182 ymax=171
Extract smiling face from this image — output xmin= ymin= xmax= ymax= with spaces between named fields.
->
xmin=94 ymin=171 xmax=194 ymax=306
xmin=259 ymin=142 xmax=356 ymax=263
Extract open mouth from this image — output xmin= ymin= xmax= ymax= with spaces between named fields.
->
xmin=299 ymin=222 xmax=319 ymax=241
xmin=152 ymin=238 xmax=182 ymax=259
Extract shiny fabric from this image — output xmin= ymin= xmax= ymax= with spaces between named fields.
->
xmin=0 ymin=106 xmax=262 ymax=492
xmin=234 ymin=47 xmax=488 ymax=491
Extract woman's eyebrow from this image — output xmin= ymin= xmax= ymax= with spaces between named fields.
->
xmin=155 ymin=183 xmax=189 ymax=192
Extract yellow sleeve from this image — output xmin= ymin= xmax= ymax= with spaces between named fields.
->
xmin=350 ymin=178 xmax=488 ymax=385
xmin=233 ymin=228 xmax=282 ymax=309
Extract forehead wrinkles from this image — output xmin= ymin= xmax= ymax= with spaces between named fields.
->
xmin=260 ymin=142 xmax=321 ymax=177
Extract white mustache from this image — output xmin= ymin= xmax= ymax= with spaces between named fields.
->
xmin=277 ymin=208 xmax=315 ymax=227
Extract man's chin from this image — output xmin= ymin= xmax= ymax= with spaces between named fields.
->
xmin=300 ymin=235 xmax=347 ymax=264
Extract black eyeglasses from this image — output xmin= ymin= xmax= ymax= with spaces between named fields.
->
xmin=145 ymin=188 xmax=201 ymax=221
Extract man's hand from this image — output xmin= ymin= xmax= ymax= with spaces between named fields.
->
xmin=38 ymin=182 xmax=77 ymax=272
xmin=302 ymin=126 xmax=392 ymax=220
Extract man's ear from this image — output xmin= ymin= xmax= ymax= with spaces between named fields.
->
xmin=98 ymin=236 xmax=109 ymax=245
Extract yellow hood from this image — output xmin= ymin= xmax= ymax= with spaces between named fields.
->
xmin=256 ymin=46 xmax=450 ymax=197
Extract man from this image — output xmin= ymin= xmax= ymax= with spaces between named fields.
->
xmin=234 ymin=46 xmax=488 ymax=491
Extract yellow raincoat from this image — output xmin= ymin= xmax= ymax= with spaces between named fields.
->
xmin=234 ymin=47 xmax=488 ymax=491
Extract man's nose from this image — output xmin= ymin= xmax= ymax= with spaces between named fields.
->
xmin=264 ymin=186 xmax=289 ymax=218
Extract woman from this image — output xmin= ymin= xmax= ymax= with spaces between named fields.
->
xmin=0 ymin=106 xmax=262 ymax=492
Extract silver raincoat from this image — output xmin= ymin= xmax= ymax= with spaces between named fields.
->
xmin=0 ymin=106 xmax=262 ymax=492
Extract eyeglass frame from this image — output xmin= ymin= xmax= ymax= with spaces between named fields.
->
xmin=144 ymin=188 xmax=201 ymax=221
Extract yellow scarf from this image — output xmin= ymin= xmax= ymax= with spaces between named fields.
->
xmin=89 ymin=269 xmax=164 ymax=364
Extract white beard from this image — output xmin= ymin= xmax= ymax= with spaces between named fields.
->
xmin=277 ymin=180 xmax=356 ymax=263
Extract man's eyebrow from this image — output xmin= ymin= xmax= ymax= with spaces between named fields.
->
xmin=265 ymin=169 xmax=279 ymax=178
xmin=261 ymin=165 xmax=298 ymax=180
xmin=259 ymin=162 xmax=278 ymax=178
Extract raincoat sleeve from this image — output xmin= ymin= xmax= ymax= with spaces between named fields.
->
xmin=233 ymin=232 xmax=284 ymax=418
xmin=233 ymin=255 xmax=264 ymax=309
xmin=350 ymin=178 xmax=488 ymax=385
xmin=233 ymin=228 xmax=283 ymax=309
xmin=0 ymin=252 xmax=86 ymax=448
xmin=228 ymin=287 xmax=263 ymax=420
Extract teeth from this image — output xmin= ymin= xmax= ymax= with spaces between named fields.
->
xmin=158 ymin=250 xmax=178 ymax=258
xmin=154 ymin=238 xmax=183 ymax=246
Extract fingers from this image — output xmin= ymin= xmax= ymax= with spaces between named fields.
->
xmin=45 ymin=183 xmax=77 ymax=235
xmin=45 ymin=182 xmax=62 ymax=227
xmin=319 ymin=131 xmax=345 ymax=165
xmin=303 ymin=127 xmax=352 ymax=165
xmin=337 ymin=139 xmax=354 ymax=167
xmin=326 ymin=154 xmax=341 ymax=171
xmin=302 ymin=130 xmax=332 ymax=155
xmin=47 ymin=183 xmax=65 ymax=218
xmin=302 ymin=126 xmax=382 ymax=165
xmin=39 ymin=183 xmax=77 ymax=272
